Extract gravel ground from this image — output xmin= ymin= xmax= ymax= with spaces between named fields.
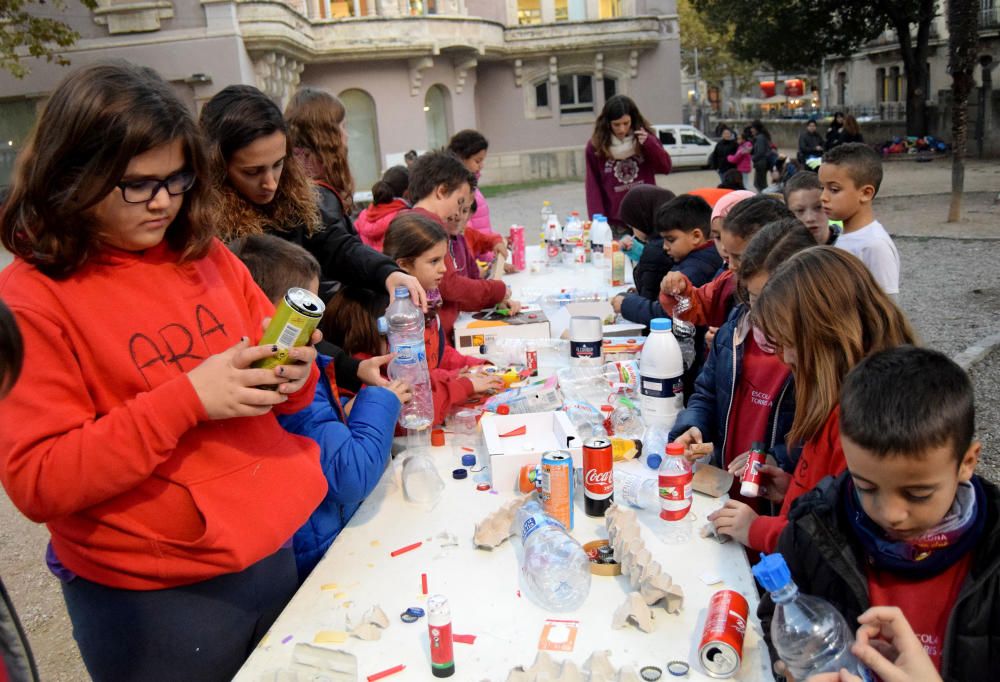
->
xmin=970 ymin=347 xmax=1000 ymax=483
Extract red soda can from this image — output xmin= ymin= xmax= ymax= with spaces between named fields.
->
xmin=740 ymin=442 xmax=767 ymax=498
xmin=510 ymin=225 xmax=526 ymax=271
xmin=583 ymin=437 xmax=613 ymax=517
xmin=525 ymin=342 xmax=538 ymax=377
xmin=699 ymin=589 xmax=749 ymax=678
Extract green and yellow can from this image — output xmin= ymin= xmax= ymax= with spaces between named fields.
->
xmin=252 ymin=287 xmax=325 ymax=370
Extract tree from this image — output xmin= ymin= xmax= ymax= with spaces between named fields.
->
xmin=694 ymin=0 xmax=937 ymax=136
xmin=946 ymin=0 xmax=981 ymax=222
xmin=0 ymin=0 xmax=96 ymax=79
xmin=677 ymin=0 xmax=756 ymax=93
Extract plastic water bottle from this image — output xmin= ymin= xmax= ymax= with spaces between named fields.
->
xmin=386 ymin=286 xmax=433 ymax=430
xmin=658 ymin=442 xmax=692 ymax=543
xmin=563 ymin=400 xmax=605 ymax=440
xmin=514 ymin=500 xmax=591 ymax=611
xmin=671 ymin=296 xmax=697 ymax=369
xmin=590 ymin=214 xmax=612 ymax=267
xmin=614 ymin=470 xmax=659 ymax=509
xmin=603 ymin=360 xmax=640 ymax=395
xmin=401 ymin=449 xmax=445 ymax=505
xmin=753 ymin=553 xmax=872 ymax=681
xmin=639 ymin=318 xmax=685 ymax=430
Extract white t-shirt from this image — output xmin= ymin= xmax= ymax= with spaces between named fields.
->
xmin=835 ymin=220 xmax=900 ymax=295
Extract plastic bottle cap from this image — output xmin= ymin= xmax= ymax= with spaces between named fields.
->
xmin=452 ymin=468 xmax=468 ymax=480
xmin=665 ymin=442 xmax=686 ymax=456
xmin=430 ymin=429 xmax=446 ymax=447
xmin=751 ymin=552 xmax=792 ymax=591
xmin=650 ymin=318 xmax=673 ymax=332
xmin=394 ymin=286 xmax=410 ymax=298
xmin=600 ymin=405 xmax=614 ymax=413
xmin=461 ymin=454 xmax=476 ymax=466
xmin=646 ymin=453 xmax=662 ymax=469
xmin=497 ymin=404 xmax=510 ymax=415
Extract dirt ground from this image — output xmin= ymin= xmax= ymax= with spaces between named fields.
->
xmin=1 ymin=158 xmax=999 ymax=681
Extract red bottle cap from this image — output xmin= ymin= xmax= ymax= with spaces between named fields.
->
xmin=666 ymin=442 xmax=686 ymax=456
xmin=600 ymin=404 xmax=614 ymax=413
xmin=431 ymin=429 xmax=446 ymax=446
xmin=497 ymin=404 xmax=510 ymax=415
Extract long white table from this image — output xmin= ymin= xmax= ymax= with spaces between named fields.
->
xmin=235 ymin=448 xmax=774 ymax=681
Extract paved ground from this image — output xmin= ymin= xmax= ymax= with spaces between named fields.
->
xmin=1 ymin=157 xmax=999 ymax=681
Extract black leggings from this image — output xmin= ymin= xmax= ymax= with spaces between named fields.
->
xmin=62 ymin=548 xmax=297 ymax=682
xmin=753 ymin=163 xmax=768 ymax=192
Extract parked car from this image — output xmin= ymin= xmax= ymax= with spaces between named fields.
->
xmin=651 ymin=124 xmax=716 ymax=169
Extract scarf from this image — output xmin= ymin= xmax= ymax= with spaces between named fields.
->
xmin=845 ymin=476 xmax=985 ymax=579
xmin=425 ymin=289 xmax=443 ymax=328
xmin=609 ymin=134 xmax=637 ymax=161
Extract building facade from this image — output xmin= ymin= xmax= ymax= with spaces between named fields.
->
xmin=0 ymin=0 xmax=682 ymax=188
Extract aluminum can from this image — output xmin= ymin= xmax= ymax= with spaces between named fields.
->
xmin=698 ymin=589 xmax=749 ymax=678
xmin=252 ymin=287 xmax=324 ymax=370
xmin=583 ymin=437 xmax=613 ymax=517
xmin=525 ymin=342 xmax=538 ymax=377
xmin=540 ymin=450 xmax=574 ymax=529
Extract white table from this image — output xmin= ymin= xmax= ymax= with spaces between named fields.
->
xmin=235 ymin=448 xmax=774 ymax=681
xmin=503 ymin=245 xmax=634 ymax=304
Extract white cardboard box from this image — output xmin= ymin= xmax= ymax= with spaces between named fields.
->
xmin=453 ymin=305 xmax=550 ymax=357
xmin=480 ymin=411 xmax=581 ymax=492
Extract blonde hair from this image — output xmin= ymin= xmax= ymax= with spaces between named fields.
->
xmin=285 ymin=88 xmax=355 ymax=215
xmin=753 ymin=247 xmax=917 ymax=443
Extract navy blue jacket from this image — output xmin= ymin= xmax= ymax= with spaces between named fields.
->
xmin=668 ymin=305 xmax=799 ymax=471
xmin=621 ymin=241 xmax=721 ymax=327
xmin=278 ymin=354 xmax=400 ymax=580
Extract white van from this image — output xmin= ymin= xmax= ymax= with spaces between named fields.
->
xmin=651 ymin=124 xmax=716 ymax=169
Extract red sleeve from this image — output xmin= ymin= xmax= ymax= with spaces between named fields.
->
xmin=439 ymin=343 xmax=485 ymax=370
xmin=465 ymin=228 xmax=501 ymax=255
xmin=429 ymin=369 xmax=474 ymax=426
xmin=438 ymin=260 xmax=507 ymax=312
xmin=642 ymin=129 xmax=673 ymax=175
xmin=0 ymin=307 xmax=204 ymax=522
xmin=584 ymin=142 xmax=608 ymax=220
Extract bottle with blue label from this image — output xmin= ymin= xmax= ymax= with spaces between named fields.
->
xmin=386 ymin=286 xmax=433 ymax=430
xmin=514 ymin=500 xmax=591 ymax=612
xmin=639 ymin=318 xmax=684 ymax=429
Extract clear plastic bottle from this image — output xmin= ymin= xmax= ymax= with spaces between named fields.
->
xmin=639 ymin=318 xmax=685 ymax=430
xmin=753 ymin=553 xmax=872 ymax=682
xmin=603 ymin=360 xmax=640 ymax=395
xmin=386 ymin=286 xmax=433 ymax=430
xmin=514 ymin=500 xmax=591 ymax=612
xmin=563 ymin=400 xmax=605 ymax=440
xmin=614 ymin=470 xmax=658 ymax=509
xmin=671 ymin=296 xmax=698 ymax=369
xmin=401 ymin=450 xmax=445 ymax=505
xmin=658 ymin=442 xmax=693 ymax=544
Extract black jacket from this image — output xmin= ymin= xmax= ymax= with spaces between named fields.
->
xmin=633 ymin=237 xmax=673 ymax=301
xmin=0 ymin=576 xmax=38 ymax=682
xmin=709 ymin=138 xmax=739 ymax=173
xmin=797 ymin=131 xmax=825 ymax=164
xmin=752 ymin=134 xmax=772 ymax=168
xmin=276 ymin=185 xmax=401 ymax=392
xmin=759 ymin=473 xmax=1000 ymax=681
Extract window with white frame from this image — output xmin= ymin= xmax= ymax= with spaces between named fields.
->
xmin=558 ymin=74 xmax=593 ymax=114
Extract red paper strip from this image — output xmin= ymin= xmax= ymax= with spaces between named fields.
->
xmin=499 ymin=425 xmax=527 ymax=438
xmin=453 ymin=633 xmax=477 ymax=645
xmin=390 ymin=541 xmax=422 ymax=557
xmin=461 ymin=446 xmax=475 ymax=452
xmin=367 ymin=664 xmax=405 ymax=681
xmin=421 ymin=573 xmax=428 ymax=595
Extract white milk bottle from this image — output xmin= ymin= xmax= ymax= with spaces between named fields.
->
xmin=638 ymin=318 xmax=684 ymax=430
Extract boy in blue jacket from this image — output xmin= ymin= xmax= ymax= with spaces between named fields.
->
xmin=232 ymin=235 xmax=408 ymax=581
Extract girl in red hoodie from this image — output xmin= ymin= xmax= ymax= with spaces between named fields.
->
xmin=0 ymin=63 xmax=327 ymax=681
xmin=328 ymin=213 xmax=504 ymax=426
xmin=708 ymin=247 xmax=916 ymax=553
xmin=354 ymin=165 xmax=409 ymax=251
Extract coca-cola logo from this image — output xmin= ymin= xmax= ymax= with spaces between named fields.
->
xmin=585 ymin=468 xmax=613 ymax=490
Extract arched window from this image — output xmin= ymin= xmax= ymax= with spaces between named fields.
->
xmin=339 ymin=88 xmax=381 ymax=190
xmin=424 ymin=84 xmax=451 ymax=150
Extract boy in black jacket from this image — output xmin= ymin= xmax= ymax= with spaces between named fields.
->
xmin=760 ymin=346 xmax=1000 ymax=681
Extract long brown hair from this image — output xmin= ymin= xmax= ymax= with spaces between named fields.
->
xmin=753 ymin=247 xmax=917 ymax=443
xmin=1 ymin=61 xmax=216 ymax=277
xmin=590 ymin=95 xmax=652 ymax=160
xmin=199 ymin=85 xmax=320 ymax=240
xmin=285 ymin=88 xmax=355 ymax=215
xmin=383 ymin=212 xmax=448 ymax=268
xmin=320 ymin=286 xmax=388 ymax=357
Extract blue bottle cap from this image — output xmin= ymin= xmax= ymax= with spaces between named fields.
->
xmin=650 ymin=318 xmax=673 ymax=332
xmin=394 ymin=286 xmax=410 ymax=298
xmin=646 ymin=453 xmax=662 ymax=470
xmin=752 ymin=552 xmax=793 ymax=592
xmin=452 ymin=468 xmax=468 ymax=480
xmin=461 ymin=454 xmax=476 ymax=466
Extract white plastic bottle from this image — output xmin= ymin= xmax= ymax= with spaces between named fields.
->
xmin=658 ymin=442 xmax=692 ymax=543
xmin=590 ymin=214 xmax=612 ymax=267
xmin=514 ymin=500 xmax=592 ymax=611
xmin=614 ymin=470 xmax=659 ymax=509
xmin=753 ymin=553 xmax=872 ymax=681
xmin=639 ymin=318 xmax=685 ymax=430
xmin=386 ymin=286 xmax=433 ymax=430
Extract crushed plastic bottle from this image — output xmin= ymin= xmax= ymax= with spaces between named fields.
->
xmin=753 ymin=553 xmax=872 ymax=682
xmin=514 ymin=500 xmax=591 ymax=612
xmin=671 ymin=296 xmax=698 ymax=369
xmin=658 ymin=442 xmax=693 ymax=544
xmin=386 ymin=287 xmax=433 ymax=430
xmin=563 ymin=400 xmax=605 ymax=440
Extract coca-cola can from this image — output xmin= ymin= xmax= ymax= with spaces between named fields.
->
xmin=698 ymin=589 xmax=749 ymax=678
xmin=583 ymin=437 xmax=613 ymax=517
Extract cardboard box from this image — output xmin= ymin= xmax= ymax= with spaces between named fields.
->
xmin=480 ymin=411 xmax=581 ymax=491
xmin=454 ymin=305 xmax=550 ymax=357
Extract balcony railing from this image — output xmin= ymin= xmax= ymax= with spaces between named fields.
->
xmin=981 ymin=6 xmax=1000 ymax=28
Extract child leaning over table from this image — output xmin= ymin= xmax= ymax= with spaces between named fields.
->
xmin=760 ymin=346 xmax=1000 ymax=681
xmin=231 ymin=234 xmax=409 ymax=581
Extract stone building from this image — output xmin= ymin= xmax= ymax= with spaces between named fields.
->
xmin=0 ymin=0 xmax=682 ymax=188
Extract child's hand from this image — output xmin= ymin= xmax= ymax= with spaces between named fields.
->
xmin=386 ymin=379 xmax=413 ymax=404
xmin=469 ymin=374 xmax=504 ymax=394
xmin=661 ymin=271 xmax=689 ymax=296
xmin=708 ymin=500 xmax=757 ymax=546
xmin=611 ymin=294 xmax=624 ymax=314
xmin=504 ymin=262 xmax=517 ymax=274
xmin=635 ymin=128 xmax=648 ymax=145
xmin=758 ymin=463 xmax=791 ymax=503
xmin=503 ymin=299 xmax=522 ymax=315
xmin=188 ymin=337 xmax=292 ymax=420
xmin=357 ymin=353 xmax=393 ymax=387
xmin=620 ymin=235 xmax=634 ymax=251
xmin=673 ymin=427 xmax=705 ymax=462
xmin=705 ymin=326 xmax=719 ymax=349
xmin=493 ymin=240 xmax=509 ymax=259
xmin=848 ymin=607 xmax=942 ymax=682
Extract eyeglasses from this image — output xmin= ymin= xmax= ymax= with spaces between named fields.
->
xmin=116 ymin=171 xmax=196 ymax=204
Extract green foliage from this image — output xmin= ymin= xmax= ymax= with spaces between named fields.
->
xmin=677 ymin=0 xmax=756 ymax=90
xmin=0 ymin=0 xmax=97 ymax=78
